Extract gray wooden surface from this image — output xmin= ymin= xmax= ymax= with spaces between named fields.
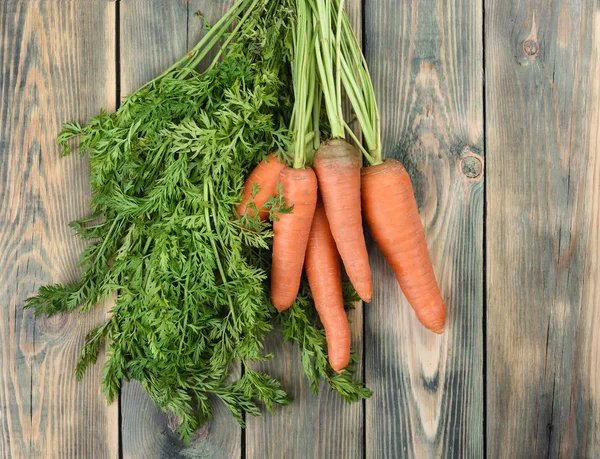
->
xmin=0 ymin=1 xmax=118 ymax=458
xmin=1 ymin=0 xmax=599 ymax=458
xmin=486 ymin=0 xmax=600 ymax=457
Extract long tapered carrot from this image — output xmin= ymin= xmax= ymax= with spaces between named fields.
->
xmin=270 ymin=166 xmax=318 ymax=311
xmin=305 ymin=198 xmax=350 ymax=373
xmin=313 ymin=139 xmax=372 ymax=302
xmin=236 ymin=153 xmax=286 ymax=220
xmin=362 ymin=159 xmax=446 ymax=333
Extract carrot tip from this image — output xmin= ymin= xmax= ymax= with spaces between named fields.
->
xmin=356 ymin=291 xmax=372 ymax=303
xmin=330 ymin=361 xmax=349 ymax=373
xmin=426 ymin=319 xmax=445 ymax=334
xmin=271 ymin=290 xmax=297 ymax=312
xmin=353 ymin=284 xmax=372 ymax=303
xmin=272 ymin=302 xmax=292 ymax=313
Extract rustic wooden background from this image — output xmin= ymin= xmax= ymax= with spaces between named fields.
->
xmin=1 ymin=0 xmax=598 ymax=457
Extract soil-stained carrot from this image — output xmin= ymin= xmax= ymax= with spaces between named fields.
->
xmin=236 ymin=153 xmax=286 ymax=220
xmin=305 ymin=198 xmax=350 ymax=373
xmin=362 ymin=159 xmax=446 ymax=333
xmin=270 ymin=167 xmax=318 ymax=311
xmin=313 ymin=139 xmax=372 ymax=302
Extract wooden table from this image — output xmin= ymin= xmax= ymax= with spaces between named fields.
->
xmin=1 ymin=1 xmax=598 ymax=457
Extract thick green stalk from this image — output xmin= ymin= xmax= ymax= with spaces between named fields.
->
xmin=292 ymin=0 xmax=315 ymax=169
xmin=335 ymin=0 xmax=345 ymax=125
xmin=312 ymin=79 xmax=322 ymax=153
xmin=310 ymin=0 xmax=345 ymax=138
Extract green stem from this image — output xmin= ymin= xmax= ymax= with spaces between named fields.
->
xmin=179 ymin=275 xmax=190 ymax=354
xmin=203 ymin=181 xmax=235 ymax=318
xmin=204 ymin=0 xmax=263 ymax=72
xmin=305 ymin=56 xmax=317 ymax=133
xmin=344 ymin=123 xmax=374 ymax=165
xmin=313 ymin=38 xmax=335 ymax=126
xmin=142 ymin=235 xmax=153 ymax=256
xmin=310 ymin=0 xmax=345 ymax=138
xmin=340 ymin=56 xmax=375 ymax=146
xmin=134 ymin=0 xmax=253 ymax=94
xmin=312 ymin=80 xmax=322 ymax=152
xmin=292 ymin=0 xmax=315 ymax=169
xmin=334 ymin=2 xmax=383 ymax=164
xmin=335 ymin=0 xmax=345 ymax=127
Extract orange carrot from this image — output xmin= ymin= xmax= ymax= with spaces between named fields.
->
xmin=270 ymin=167 xmax=318 ymax=311
xmin=305 ymin=198 xmax=351 ymax=373
xmin=313 ymin=139 xmax=372 ymax=302
xmin=236 ymin=153 xmax=286 ymax=220
xmin=361 ymin=159 xmax=446 ymax=333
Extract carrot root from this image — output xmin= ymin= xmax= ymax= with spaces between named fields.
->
xmin=237 ymin=153 xmax=286 ymax=220
xmin=362 ymin=159 xmax=446 ymax=333
xmin=313 ymin=139 xmax=372 ymax=302
xmin=270 ymin=166 xmax=318 ymax=311
xmin=305 ymin=198 xmax=351 ymax=373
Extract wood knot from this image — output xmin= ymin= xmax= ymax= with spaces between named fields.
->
xmin=460 ymin=151 xmax=483 ymax=180
xmin=166 ymin=412 xmax=181 ymax=433
xmin=191 ymin=421 xmax=210 ymax=443
xmin=37 ymin=312 xmax=71 ymax=337
xmin=166 ymin=412 xmax=210 ymax=443
xmin=523 ymin=39 xmax=539 ymax=57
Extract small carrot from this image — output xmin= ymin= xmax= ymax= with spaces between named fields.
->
xmin=362 ymin=159 xmax=446 ymax=333
xmin=270 ymin=166 xmax=318 ymax=311
xmin=236 ymin=153 xmax=286 ymax=220
xmin=313 ymin=139 xmax=372 ymax=302
xmin=305 ymin=198 xmax=351 ymax=373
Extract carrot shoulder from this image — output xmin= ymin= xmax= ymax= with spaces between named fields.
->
xmin=362 ymin=159 xmax=446 ymax=333
xmin=305 ymin=198 xmax=351 ymax=373
xmin=270 ymin=166 xmax=318 ymax=311
xmin=236 ymin=153 xmax=286 ymax=220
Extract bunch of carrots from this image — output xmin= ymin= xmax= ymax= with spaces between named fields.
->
xmin=238 ymin=0 xmax=446 ymax=373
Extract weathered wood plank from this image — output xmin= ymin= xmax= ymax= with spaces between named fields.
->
xmin=245 ymin=2 xmax=364 ymax=458
xmin=486 ymin=0 xmax=600 ymax=456
xmin=118 ymin=1 xmax=240 ymax=458
xmin=0 ymin=1 xmax=118 ymax=458
xmin=364 ymin=0 xmax=484 ymax=456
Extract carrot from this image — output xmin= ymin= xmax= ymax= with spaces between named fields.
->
xmin=236 ymin=153 xmax=286 ymax=220
xmin=270 ymin=166 xmax=318 ymax=311
xmin=361 ymin=159 xmax=446 ymax=333
xmin=270 ymin=0 xmax=319 ymax=311
xmin=313 ymin=139 xmax=372 ymax=302
xmin=305 ymin=198 xmax=351 ymax=373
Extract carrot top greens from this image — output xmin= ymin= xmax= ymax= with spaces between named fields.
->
xmin=25 ymin=0 xmax=369 ymax=442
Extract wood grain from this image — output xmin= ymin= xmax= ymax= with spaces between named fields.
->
xmin=245 ymin=2 xmax=364 ymax=458
xmin=486 ymin=0 xmax=600 ymax=456
xmin=4 ymin=0 xmax=600 ymax=457
xmin=118 ymin=1 xmax=241 ymax=458
xmin=0 ymin=1 xmax=118 ymax=458
xmin=364 ymin=0 xmax=484 ymax=456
